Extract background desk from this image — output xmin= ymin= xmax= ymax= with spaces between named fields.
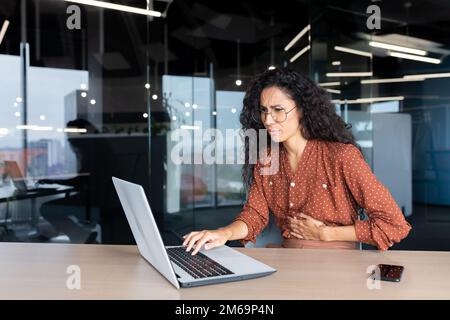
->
xmin=0 ymin=185 xmax=74 ymax=229
xmin=0 ymin=243 xmax=449 ymax=299
xmin=0 ymin=184 xmax=74 ymax=205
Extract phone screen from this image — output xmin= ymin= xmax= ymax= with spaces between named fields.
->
xmin=378 ymin=264 xmax=404 ymax=282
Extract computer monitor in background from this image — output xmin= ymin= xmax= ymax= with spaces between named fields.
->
xmin=4 ymin=161 xmax=28 ymax=191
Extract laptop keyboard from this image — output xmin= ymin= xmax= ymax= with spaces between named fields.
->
xmin=167 ymin=247 xmax=234 ymax=279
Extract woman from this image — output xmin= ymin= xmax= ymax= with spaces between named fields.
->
xmin=183 ymin=68 xmax=411 ymax=255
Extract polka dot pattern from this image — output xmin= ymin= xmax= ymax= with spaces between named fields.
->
xmin=234 ymin=139 xmax=412 ymax=251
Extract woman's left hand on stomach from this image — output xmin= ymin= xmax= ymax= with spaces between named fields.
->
xmin=287 ymin=213 xmax=326 ymax=241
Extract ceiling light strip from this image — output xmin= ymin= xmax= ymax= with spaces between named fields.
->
xmin=332 ymin=96 xmax=404 ymax=104
xmin=403 ymin=72 xmax=450 ymax=80
xmin=369 ymin=41 xmax=427 ymax=56
xmin=334 ymin=46 xmax=372 ymax=58
xmin=0 ymin=20 xmax=10 ymax=45
xmin=289 ymin=45 xmax=310 ymax=63
xmin=318 ymin=82 xmax=341 ymax=87
xmin=64 ymin=0 xmax=162 ymax=17
xmin=389 ymin=51 xmax=441 ymax=64
xmin=361 ymin=77 xmax=425 ymax=84
xmin=326 ymin=72 xmax=373 ymax=77
xmin=284 ymin=24 xmax=310 ymax=51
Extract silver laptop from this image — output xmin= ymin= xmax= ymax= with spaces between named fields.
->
xmin=4 ymin=160 xmax=57 ymax=192
xmin=112 ymin=177 xmax=276 ymax=289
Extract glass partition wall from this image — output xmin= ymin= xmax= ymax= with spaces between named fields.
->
xmin=1 ymin=0 xmax=449 ymax=251
xmin=310 ymin=0 xmax=450 ymax=250
xmin=0 ymin=0 xmax=151 ymax=244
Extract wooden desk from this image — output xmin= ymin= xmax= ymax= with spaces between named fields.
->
xmin=0 ymin=243 xmax=449 ymax=299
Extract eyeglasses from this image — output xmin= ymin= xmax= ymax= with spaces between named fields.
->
xmin=251 ymin=105 xmax=297 ymax=124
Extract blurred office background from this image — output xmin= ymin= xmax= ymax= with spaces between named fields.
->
xmin=0 ymin=0 xmax=449 ymax=250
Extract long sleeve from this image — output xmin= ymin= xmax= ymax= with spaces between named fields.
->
xmin=341 ymin=145 xmax=412 ymax=250
xmin=234 ymin=162 xmax=270 ymax=244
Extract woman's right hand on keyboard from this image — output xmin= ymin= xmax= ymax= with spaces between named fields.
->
xmin=183 ymin=228 xmax=232 ymax=255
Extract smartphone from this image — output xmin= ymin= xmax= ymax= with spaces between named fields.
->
xmin=377 ymin=264 xmax=404 ymax=282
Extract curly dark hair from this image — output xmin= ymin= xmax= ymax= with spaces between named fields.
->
xmin=240 ymin=67 xmax=359 ymax=191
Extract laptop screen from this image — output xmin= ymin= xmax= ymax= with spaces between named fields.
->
xmin=4 ymin=161 xmax=28 ymax=191
xmin=112 ymin=177 xmax=180 ymax=289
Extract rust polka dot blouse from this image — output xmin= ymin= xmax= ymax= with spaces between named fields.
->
xmin=234 ymin=139 xmax=412 ymax=251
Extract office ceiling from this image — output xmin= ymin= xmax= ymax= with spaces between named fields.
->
xmin=1 ymin=0 xmax=450 ymax=83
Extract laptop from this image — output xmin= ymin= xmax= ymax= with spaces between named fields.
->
xmin=112 ymin=176 xmax=276 ymax=288
xmin=4 ymin=161 xmax=57 ymax=192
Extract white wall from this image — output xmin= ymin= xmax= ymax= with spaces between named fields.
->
xmin=373 ymin=113 xmax=412 ymax=216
